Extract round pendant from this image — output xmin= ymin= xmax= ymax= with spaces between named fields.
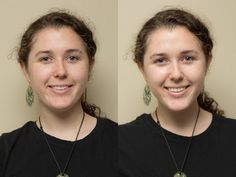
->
xmin=57 ymin=173 xmax=69 ymax=177
xmin=174 ymin=171 xmax=187 ymax=177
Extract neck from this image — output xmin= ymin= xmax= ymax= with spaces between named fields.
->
xmin=155 ymin=102 xmax=200 ymax=136
xmin=38 ymin=102 xmax=85 ymax=141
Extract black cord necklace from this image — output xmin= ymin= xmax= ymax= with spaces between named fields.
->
xmin=39 ymin=111 xmax=85 ymax=177
xmin=154 ymin=107 xmax=200 ymax=177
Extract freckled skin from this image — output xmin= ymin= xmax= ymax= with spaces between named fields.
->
xmin=22 ymin=27 xmax=91 ymax=112
xmin=140 ymin=26 xmax=209 ymax=112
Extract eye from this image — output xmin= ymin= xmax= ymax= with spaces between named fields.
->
xmin=66 ymin=55 xmax=80 ymax=63
xmin=39 ymin=56 xmax=53 ymax=64
xmin=181 ymin=55 xmax=195 ymax=63
xmin=154 ymin=58 xmax=168 ymax=65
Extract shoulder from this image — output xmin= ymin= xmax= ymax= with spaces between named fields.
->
xmin=118 ymin=114 xmax=157 ymax=171
xmin=119 ymin=113 xmax=152 ymax=134
xmin=212 ymin=114 xmax=236 ymax=146
xmin=96 ymin=117 xmax=117 ymax=141
xmin=98 ymin=117 xmax=117 ymax=133
xmin=0 ymin=122 xmax=35 ymax=171
xmin=0 ymin=121 xmax=35 ymax=145
xmin=215 ymin=114 xmax=236 ymax=123
xmin=99 ymin=117 xmax=117 ymax=127
xmin=119 ymin=113 xmax=155 ymax=147
xmin=211 ymin=114 xmax=236 ymax=155
xmin=214 ymin=114 xmax=236 ymax=134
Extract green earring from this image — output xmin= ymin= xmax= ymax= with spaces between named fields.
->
xmin=143 ymin=85 xmax=151 ymax=105
xmin=26 ymin=85 xmax=34 ymax=106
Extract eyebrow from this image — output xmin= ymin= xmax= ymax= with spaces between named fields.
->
xmin=150 ymin=53 xmax=166 ymax=60
xmin=181 ymin=50 xmax=198 ymax=55
xmin=150 ymin=50 xmax=198 ymax=59
xmin=35 ymin=49 xmax=82 ymax=57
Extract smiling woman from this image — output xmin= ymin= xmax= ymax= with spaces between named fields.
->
xmin=0 ymin=11 xmax=117 ymax=177
xmin=22 ymin=27 xmax=91 ymax=112
xmin=119 ymin=8 xmax=236 ymax=177
xmin=141 ymin=26 xmax=208 ymax=113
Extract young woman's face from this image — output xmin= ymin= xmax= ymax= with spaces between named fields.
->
xmin=140 ymin=26 xmax=210 ymax=112
xmin=22 ymin=27 xmax=92 ymax=112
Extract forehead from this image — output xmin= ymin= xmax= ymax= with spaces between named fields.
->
xmin=145 ymin=26 xmax=202 ymax=53
xmin=30 ymin=26 xmax=86 ymax=52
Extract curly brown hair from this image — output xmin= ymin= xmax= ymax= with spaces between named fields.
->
xmin=134 ymin=8 xmax=224 ymax=116
xmin=18 ymin=10 xmax=101 ymax=117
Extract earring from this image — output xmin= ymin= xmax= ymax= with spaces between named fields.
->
xmin=202 ymin=89 xmax=206 ymax=103
xmin=143 ymin=84 xmax=151 ymax=105
xmin=26 ymin=85 xmax=34 ymax=106
xmin=82 ymin=88 xmax=87 ymax=103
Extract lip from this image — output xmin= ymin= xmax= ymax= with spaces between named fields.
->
xmin=164 ymin=85 xmax=190 ymax=97
xmin=47 ymin=84 xmax=73 ymax=94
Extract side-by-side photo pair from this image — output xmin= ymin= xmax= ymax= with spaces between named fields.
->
xmin=0 ymin=0 xmax=236 ymax=177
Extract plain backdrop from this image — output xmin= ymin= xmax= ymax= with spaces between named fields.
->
xmin=0 ymin=0 xmax=117 ymax=133
xmin=1 ymin=0 xmax=235 ymax=132
xmin=118 ymin=0 xmax=236 ymax=123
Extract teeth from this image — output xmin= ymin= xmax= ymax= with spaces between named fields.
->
xmin=51 ymin=86 xmax=69 ymax=90
xmin=167 ymin=87 xmax=186 ymax=93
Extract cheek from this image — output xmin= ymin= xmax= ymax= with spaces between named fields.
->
xmin=192 ymin=64 xmax=207 ymax=80
xmin=144 ymin=67 xmax=169 ymax=85
xmin=70 ymin=66 xmax=90 ymax=82
xmin=27 ymin=66 xmax=54 ymax=92
xmin=28 ymin=66 xmax=51 ymax=81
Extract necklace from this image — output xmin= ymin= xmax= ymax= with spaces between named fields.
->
xmin=154 ymin=107 xmax=200 ymax=177
xmin=39 ymin=111 xmax=85 ymax=177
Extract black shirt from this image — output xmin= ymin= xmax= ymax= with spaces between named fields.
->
xmin=119 ymin=113 xmax=236 ymax=177
xmin=0 ymin=118 xmax=117 ymax=177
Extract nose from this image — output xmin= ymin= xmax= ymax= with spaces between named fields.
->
xmin=169 ymin=61 xmax=183 ymax=82
xmin=54 ymin=60 xmax=67 ymax=79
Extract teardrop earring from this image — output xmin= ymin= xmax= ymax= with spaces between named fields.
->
xmin=143 ymin=84 xmax=151 ymax=105
xmin=26 ymin=85 xmax=34 ymax=106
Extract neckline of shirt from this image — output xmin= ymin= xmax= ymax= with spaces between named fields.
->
xmin=142 ymin=113 xmax=218 ymax=141
xmin=31 ymin=117 xmax=101 ymax=145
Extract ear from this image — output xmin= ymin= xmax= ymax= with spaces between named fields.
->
xmin=207 ymin=55 xmax=212 ymax=68
xmin=137 ymin=61 xmax=148 ymax=81
xmin=137 ymin=61 xmax=144 ymax=73
xmin=89 ymin=59 xmax=95 ymax=72
xmin=20 ymin=62 xmax=30 ymax=82
xmin=205 ymin=55 xmax=212 ymax=73
xmin=88 ymin=59 xmax=95 ymax=80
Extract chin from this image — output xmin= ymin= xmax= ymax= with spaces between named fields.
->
xmin=167 ymin=106 xmax=189 ymax=112
xmin=162 ymin=100 xmax=193 ymax=112
xmin=50 ymin=105 xmax=72 ymax=112
xmin=47 ymin=101 xmax=76 ymax=112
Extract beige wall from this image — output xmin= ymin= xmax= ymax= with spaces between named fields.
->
xmin=1 ymin=0 xmax=236 ymax=131
xmin=0 ymin=0 xmax=117 ymax=133
xmin=118 ymin=0 xmax=236 ymax=124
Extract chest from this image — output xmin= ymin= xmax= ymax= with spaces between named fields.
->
xmin=3 ymin=136 xmax=116 ymax=177
xmin=121 ymin=133 xmax=236 ymax=177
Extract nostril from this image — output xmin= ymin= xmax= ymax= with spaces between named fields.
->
xmin=54 ymin=72 xmax=67 ymax=79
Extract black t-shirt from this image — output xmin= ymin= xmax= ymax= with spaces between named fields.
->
xmin=0 ymin=118 xmax=117 ymax=177
xmin=119 ymin=113 xmax=236 ymax=177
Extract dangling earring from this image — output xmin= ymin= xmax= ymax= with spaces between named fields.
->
xmin=202 ymin=89 xmax=206 ymax=103
xmin=143 ymin=84 xmax=151 ymax=105
xmin=82 ymin=88 xmax=87 ymax=103
xmin=26 ymin=85 xmax=34 ymax=106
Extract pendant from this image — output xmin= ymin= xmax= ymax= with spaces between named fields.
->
xmin=174 ymin=171 xmax=187 ymax=177
xmin=57 ymin=173 xmax=69 ymax=177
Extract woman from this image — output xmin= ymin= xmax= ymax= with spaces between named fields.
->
xmin=0 ymin=11 xmax=117 ymax=177
xmin=119 ymin=8 xmax=236 ymax=177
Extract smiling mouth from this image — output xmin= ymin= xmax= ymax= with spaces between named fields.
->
xmin=48 ymin=85 xmax=73 ymax=90
xmin=165 ymin=85 xmax=190 ymax=93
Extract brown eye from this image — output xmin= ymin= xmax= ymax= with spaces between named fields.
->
xmin=39 ymin=56 xmax=53 ymax=63
xmin=182 ymin=55 xmax=194 ymax=63
xmin=66 ymin=55 xmax=80 ymax=63
xmin=154 ymin=58 xmax=168 ymax=65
